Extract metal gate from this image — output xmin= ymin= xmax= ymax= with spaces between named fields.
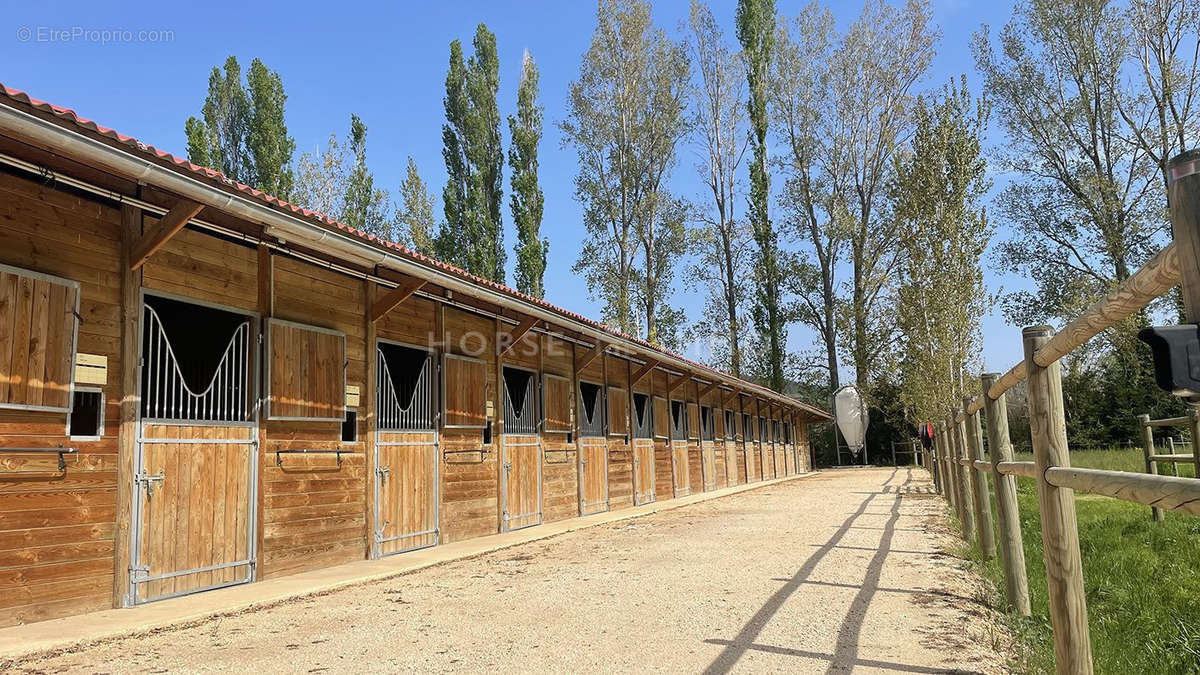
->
xmin=374 ymin=341 xmax=439 ymax=557
xmin=130 ymin=295 xmax=258 ymax=605
xmin=579 ymin=436 xmax=609 ymax=514
xmin=632 ymin=438 xmax=655 ymax=505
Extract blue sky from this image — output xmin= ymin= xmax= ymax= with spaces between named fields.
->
xmin=2 ymin=0 xmax=1027 ymax=378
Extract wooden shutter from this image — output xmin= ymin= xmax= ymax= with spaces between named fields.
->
xmin=444 ymin=353 xmax=487 ymax=428
xmin=268 ymin=319 xmax=346 ymax=421
xmin=608 ymin=387 xmax=628 ymax=436
xmin=714 ymin=408 xmax=725 ymax=438
xmin=543 ymin=373 xmax=572 ymax=433
xmin=653 ymin=396 xmax=669 ymax=439
xmin=0 ymin=264 xmax=79 ymax=412
xmin=687 ymin=402 xmax=700 ymax=439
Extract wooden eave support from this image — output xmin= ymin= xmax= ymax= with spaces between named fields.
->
xmin=629 ymin=359 xmax=660 ymax=387
xmin=129 ymin=198 xmax=204 ymax=270
xmin=575 ymin=341 xmax=609 ymax=371
xmin=370 ymin=276 xmax=427 ymax=323
xmin=498 ymin=315 xmax=539 ymax=356
xmin=696 ymin=379 xmax=719 ymax=400
xmin=665 ymin=372 xmax=690 ymax=398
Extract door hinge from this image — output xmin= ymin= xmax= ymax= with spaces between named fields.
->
xmin=129 ymin=564 xmax=150 ymax=580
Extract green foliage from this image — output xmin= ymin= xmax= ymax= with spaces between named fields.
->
xmin=184 ymin=56 xmax=293 ymax=198
xmin=892 ymin=76 xmax=991 ymax=423
xmin=341 ymin=115 xmax=391 ymax=238
xmin=245 ymin=59 xmax=295 ymax=200
xmin=966 ymin=449 xmax=1200 ymax=673
xmin=509 ymin=51 xmax=547 ymax=299
xmin=686 ymin=0 xmax=750 ymax=377
xmin=736 ymin=0 xmax=786 ymax=391
xmin=395 ymin=157 xmax=437 ymax=255
xmin=561 ymin=0 xmax=689 ymax=341
xmin=439 ymin=25 xmax=505 ymax=283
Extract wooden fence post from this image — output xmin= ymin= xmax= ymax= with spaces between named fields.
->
xmin=964 ymin=396 xmax=996 ymax=559
xmin=981 ymin=372 xmax=1031 ymax=617
xmin=1190 ymin=408 xmax=1200 ymax=480
xmin=1138 ymin=414 xmax=1164 ymax=522
xmin=953 ymin=415 xmax=976 ymax=542
xmin=944 ymin=420 xmax=961 ymax=517
xmin=1025 ymin=325 xmax=1093 ymax=674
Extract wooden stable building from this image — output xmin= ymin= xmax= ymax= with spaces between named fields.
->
xmin=0 ymin=85 xmax=829 ymax=627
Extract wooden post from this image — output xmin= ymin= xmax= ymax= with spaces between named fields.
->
xmin=953 ymin=415 xmax=976 ymax=542
xmin=1025 ymin=325 xmax=1093 ymax=674
xmin=981 ymin=373 xmax=1031 ymax=616
xmin=114 ymin=204 xmax=142 ymax=607
xmin=1138 ymin=414 xmax=1164 ymax=522
xmin=256 ymin=244 xmax=272 ymax=573
xmin=364 ymin=279 xmax=379 ymax=556
xmin=1191 ymin=409 xmax=1200 ymax=480
xmin=939 ymin=422 xmax=956 ymax=512
xmin=965 ymin=396 xmax=996 ymax=559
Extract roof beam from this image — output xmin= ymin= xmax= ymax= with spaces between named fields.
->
xmin=129 ymin=198 xmax=204 ymax=270
xmin=498 ymin=315 xmax=539 ymax=356
xmin=629 ymin=359 xmax=660 ymax=387
xmin=575 ymin=341 xmax=609 ymax=371
xmin=370 ymin=276 xmax=427 ymax=323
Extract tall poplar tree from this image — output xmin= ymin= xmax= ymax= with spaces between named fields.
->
xmin=562 ymin=0 xmax=689 ymax=340
xmin=509 ymin=50 xmax=548 ymax=298
xmin=396 ymin=157 xmax=437 ymax=255
xmin=185 ymin=56 xmax=293 ymax=198
xmin=736 ymin=0 xmax=785 ymax=390
xmin=438 ymin=25 xmax=505 ymax=282
xmin=341 ymin=115 xmax=391 ymax=238
xmin=687 ymin=0 xmax=751 ymax=376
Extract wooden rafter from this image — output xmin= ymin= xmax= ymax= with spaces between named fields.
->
xmin=370 ymin=276 xmax=427 ymax=323
xmin=575 ymin=341 xmax=608 ymax=371
xmin=498 ymin=315 xmax=539 ymax=356
xmin=629 ymin=359 xmax=660 ymax=387
xmin=129 ymin=198 xmax=204 ymax=270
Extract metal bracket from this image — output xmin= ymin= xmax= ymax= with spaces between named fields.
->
xmin=376 ymin=465 xmax=391 ymax=481
xmin=136 ymin=472 xmax=165 ymax=498
xmin=129 ymin=564 xmax=150 ymax=581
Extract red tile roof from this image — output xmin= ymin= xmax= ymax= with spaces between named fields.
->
xmin=0 ymin=82 xmax=829 ymax=420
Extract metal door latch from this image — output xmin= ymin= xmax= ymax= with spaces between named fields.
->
xmin=137 ymin=472 xmax=165 ymax=498
xmin=376 ymin=466 xmax=391 ymax=481
xmin=503 ymin=461 xmax=512 ymax=472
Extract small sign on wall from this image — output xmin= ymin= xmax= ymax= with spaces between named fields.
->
xmin=345 ymin=384 xmax=361 ymax=408
xmin=74 ymin=353 xmax=108 ymax=386
xmin=486 ymin=400 xmax=494 ymax=418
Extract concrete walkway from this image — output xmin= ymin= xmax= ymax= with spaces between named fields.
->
xmin=3 ymin=468 xmax=1011 ymax=673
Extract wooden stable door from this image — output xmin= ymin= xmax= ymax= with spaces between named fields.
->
xmin=502 ymin=434 xmax=541 ymax=531
xmin=131 ymin=296 xmax=257 ymax=604
xmin=724 ymin=441 xmax=738 ymax=486
xmin=133 ymin=424 xmax=255 ymax=603
xmin=761 ymin=442 xmax=774 ymax=479
xmin=632 ymin=438 xmax=655 ymax=505
xmin=579 ymin=437 xmax=609 ymax=514
xmin=701 ymin=442 xmax=717 ymax=491
xmin=671 ymin=440 xmax=690 ymax=497
xmin=375 ymin=431 xmax=438 ymax=555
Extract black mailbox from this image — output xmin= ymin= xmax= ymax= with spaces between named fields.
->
xmin=1137 ymin=324 xmax=1200 ymax=398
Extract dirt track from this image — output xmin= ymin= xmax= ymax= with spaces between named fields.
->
xmin=11 ymin=467 xmax=1011 ymax=674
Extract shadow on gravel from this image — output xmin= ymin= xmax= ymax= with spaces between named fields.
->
xmin=702 ymin=468 xmax=972 ymax=675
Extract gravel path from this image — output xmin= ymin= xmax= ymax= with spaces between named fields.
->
xmin=11 ymin=467 xmax=1011 ymax=674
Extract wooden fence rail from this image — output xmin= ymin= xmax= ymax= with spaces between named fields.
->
xmin=918 ymin=150 xmax=1200 ymax=674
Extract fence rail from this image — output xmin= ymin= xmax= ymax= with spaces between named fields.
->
xmin=919 ymin=150 xmax=1200 ymax=674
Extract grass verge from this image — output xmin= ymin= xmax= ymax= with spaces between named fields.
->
xmin=951 ymin=448 xmax=1200 ymax=674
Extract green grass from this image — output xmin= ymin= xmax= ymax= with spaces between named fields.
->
xmin=953 ymin=448 xmax=1200 ymax=674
